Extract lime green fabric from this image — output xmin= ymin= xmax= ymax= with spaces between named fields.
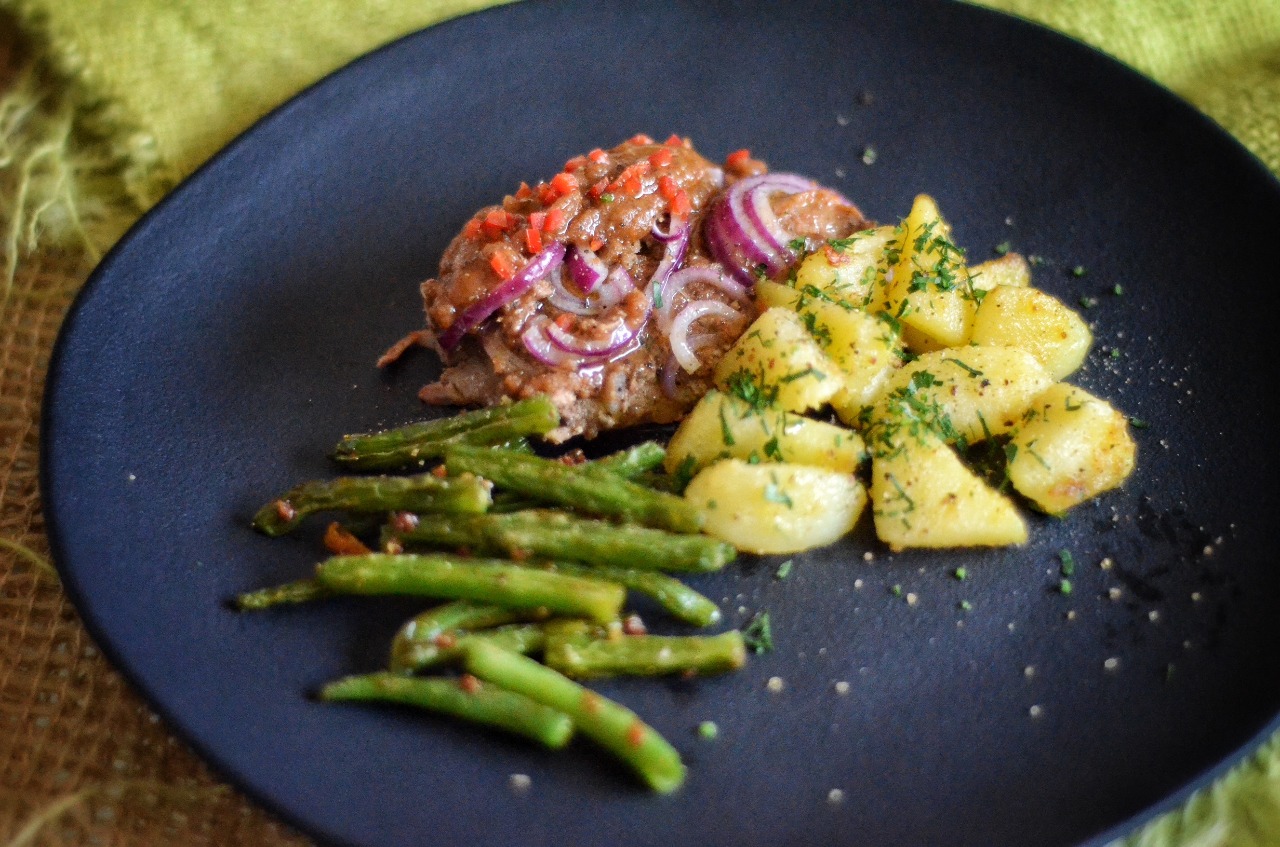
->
xmin=0 ymin=0 xmax=1278 ymax=845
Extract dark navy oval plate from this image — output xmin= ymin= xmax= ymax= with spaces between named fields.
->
xmin=41 ymin=1 xmax=1280 ymax=845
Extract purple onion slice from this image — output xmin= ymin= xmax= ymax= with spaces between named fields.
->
xmin=565 ymin=244 xmax=608 ymax=294
xmin=438 ymin=242 xmax=566 ymax=351
xmin=668 ymin=299 xmax=746 ymax=373
xmin=549 ymin=265 xmax=635 ymax=316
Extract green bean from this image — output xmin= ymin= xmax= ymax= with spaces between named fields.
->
xmin=315 ymin=553 xmax=624 ymax=623
xmin=390 ymin=509 xmax=735 ymax=573
xmin=234 ymin=578 xmax=329 ymax=610
xmin=320 ymin=671 xmax=573 ymax=749
xmin=392 ymin=623 xmax=548 ymax=673
xmin=543 ymin=620 xmax=746 ymax=678
xmin=329 ymin=396 xmax=560 ymax=471
xmin=444 ymin=445 xmax=704 ymax=533
xmin=252 ymin=472 xmax=491 ymax=536
xmin=463 ymin=641 xmax=685 ymax=793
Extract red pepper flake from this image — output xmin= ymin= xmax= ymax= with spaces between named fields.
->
xmin=657 ymin=175 xmax=679 ymax=201
xmin=489 ymin=252 xmax=516 ymax=280
xmin=588 ymin=179 xmax=607 ymax=200
xmin=648 ymin=148 xmax=673 ymax=169
xmin=550 ymin=172 xmax=577 ymax=199
xmin=431 ymin=464 xmax=448 ymax=478
xmin=515 ymin=181 xmax=533 ymax=200
xmin=392 ymin=511 xmax=420 ymax=534
xmin=670 ymin=189 xmax=691 ymax=218
xmin=664 ymin=133 xmax=684 ymax=147
xmin=621 ymin=174 xmax=642 ymax=196
xmin=563 ymin=156 xmax=584 ymax=172
xmin=459 ymin=673 xmax=482 ymax=694
xmin=628 ymin=133 xmax=655 ymax=145
xmin=554 ymin=313 xmax=574 ymax=330
xmin=622 ymin=614 xmax=647 ymax=635
xmin=725 ymin=149 xmax=752 ymax=169
xmin=274 ymin=500 xmax=296 ymax=522
xmin=528 ymin=211 xmax=546 ymax=232
xmin=588 ymin=236 xmax=605 ymax=252
xmin=524 ymin=227 xmax=543 ymax=254
xmin=323 ymin=522 xmax=371 ymax=556
xmin=581 ymin=691 xmax=603 ymax=716
xmin=626 ymin=721 xmax=646 ymax=747
xmin=537 ymin=183 xmax=557 ymax=205
xmin=543 ymin=207 xmax=565 ymax=233
xmin=610 ymin=162 xmax=651 ymax=196
xmin=587 ymin=147 xmax=608 ymax=163
xmin=482 ymin=208 xmax=513 ymax=238
xmin=462 ymin=217 xmax=484 ymax=240
xmin=434 ymin=632 xmax=458 ymax=649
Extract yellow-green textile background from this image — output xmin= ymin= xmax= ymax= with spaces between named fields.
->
xmin=0 ymin=1 xmax=1277 ymax=844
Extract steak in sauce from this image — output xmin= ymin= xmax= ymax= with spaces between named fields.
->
xmin=399 ymin=134 xmax=871 ymax=442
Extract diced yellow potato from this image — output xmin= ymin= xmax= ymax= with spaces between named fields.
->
xmin=884 ymin=195 xmax=983 ymax=349
xmin=968 ymin=253 xmax=1031 ymax=291
xmin=867 ymin=402 xmax=1027 ymax=550
xmin=665 ymin=389 xmax=866 ymax=475
xmin=970 ymin=285 xmax=1092 ymax=379
xmin=685 ymin=459 xmax=867 ymax=554
xmin=713 ymin=307 xmax=841 ymax=413
xmin=792 ymin=225 xmax=894 ymax=308
xmin=792 ymin=299 xmax=905 ymax=426
xmin=1007 ymin=383 xmax=1136 ymax=514
xmin=754 ymin=279 xmax=801 ymax=311
xmin=871 ymin=345 xmax=1054 ymax=444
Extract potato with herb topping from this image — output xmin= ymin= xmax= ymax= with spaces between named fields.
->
xmin=685 ymin=459 xmax=867 ymax=554
xmin=1006 ymin=383 xmax=1136 ymax=514
xmin=665 ymin=390 xmax=866 ymax=476
xmin=866 ymin=399 xmax=1028 ymax=550
xmin=969 ymin=285 xmax=1093 ymax=379
xmin=712 ymin=307 xmax=841 ymax=413
xmin=792 ymin=225 xmax=894 ymax=308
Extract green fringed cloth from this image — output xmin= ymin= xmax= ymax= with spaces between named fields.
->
xmin=0 ymin=1 xmax=1277 ymax=844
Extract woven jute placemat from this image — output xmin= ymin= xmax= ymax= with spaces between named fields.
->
xmin=0 ymin=20 xmax=307 ymax=847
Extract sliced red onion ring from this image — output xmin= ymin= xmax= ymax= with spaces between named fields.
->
xmin=669 ymin=299 xmax=746 ymax=373
xmin=660 ymin=329 xmax=721 ymax=399
xmin=704 ymin=172 xmax=823 ymax=285
xmin=438 ymin=242 xmax=566 ymax=351
xmin=545 ymin=316 xmax=639 ymax=357
xmin=565 ymin=244 xmax=608 ymax=294
xmin=739 ymin=173 xmax=818 ymax=258
xmin=652 ymin=209 xmax=690 ymax=243
xmin=549 ymin=264 xmax=635 ymax=316
xmin=645 ymin=223 xmax=690 ymax=317
xmin=653 ymin=264 xmax=747 ymax=333
xmin=521 ymin=317 xmax=590 ymax=369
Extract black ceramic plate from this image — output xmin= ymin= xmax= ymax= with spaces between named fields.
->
xmin=41 ymin=1 xmax=1280 ymax=845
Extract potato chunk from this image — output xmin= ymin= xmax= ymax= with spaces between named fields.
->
xmin=884 ymin=195 xmax=983 ymax=350
xmin=1007 ymin=383 xmax=1136 ymax=514
xmin=871 ymin=345 xmax=1053 ymax=444
xmin=970 ymin=285 xmax=1092 ymax=379
xmin=794 ymin=299 xmax=905 ymax=426
xmin=665 ymin=390 xmax=866 ymax=475
xmin=685 ymin=459 xmax=867 ymax=554
xmin=867 ymin=403 xmax=1027 ymax=550
xmin=793 ymin=225 xmax=894 ymax=308
xmin=713 ymin=307 xmax=841 ymax=413
xmin=967 ymin=252 xmax=1030 ymax=291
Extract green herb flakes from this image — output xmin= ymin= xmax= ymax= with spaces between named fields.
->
xmin=775 ymin=559 xmax=794 ymax=580
xmin=698 ymin=721 xmax=719 ymax=740
xmin=743 ymin=612 xmax=774 ymax=654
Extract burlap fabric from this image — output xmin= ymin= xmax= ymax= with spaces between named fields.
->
xmin=1 ymin=2 xmax=1279 ymax=845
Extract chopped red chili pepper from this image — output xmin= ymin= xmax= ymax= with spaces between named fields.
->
xmin=528 ymin=211 xmax=546 ymax=232
xmin=563 ymin=156 xmax=584 ymax=172
xmin=588 ymin=179 xmax=607 ymax=200
xmin=628 ymin=133 xmax=654 ymax=145
xmin=671 ymin=189 xmax=691 ymax=218
xmin=588 ymin=236 xmax=605 ymax=252
xmin=664 ymin=133 xmax=684 ymax=147
xmin=554 ymin=313 xmax=574 ymax=330
xmin=544 ymin=207 xmax=565 ymax=232
xmin=462 ymin=217 xmax=484 ymax=240
xmin=587 ymin=147 xmax=608 ymax=163
xmin=657 ymin=175 xmax=679 ymax=201
xmin=537 ymin=183 xmax=557 ymax=205
xmin=648 ymin=148 xmax=673 ymax=169
xmin=524 ymin=227 xmax=542 ymax=254
xmin=549 ymin=172 xmax=577 ymax=199
xmin=725 ymin=149 xmax=751 ymax=169
xmin=514 ymin=181 xmax=532 ymax=199
xmin=489 ymin=252 xmax=515 ymax=280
